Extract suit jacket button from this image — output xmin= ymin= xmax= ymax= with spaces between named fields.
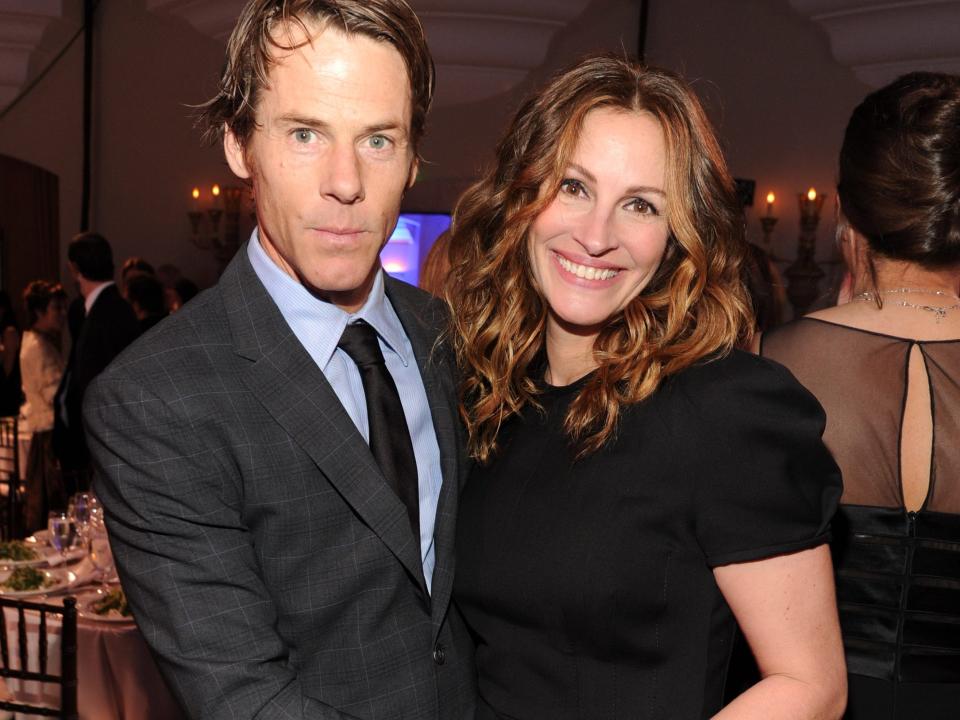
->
xmin=432 ymin=644 xmax=445 ymax=665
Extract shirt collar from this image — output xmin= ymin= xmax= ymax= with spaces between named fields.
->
xmin=84 ymin=281 xmax=114 ymax=314
xmin=247 ymin=229 xmax=411 ymax=369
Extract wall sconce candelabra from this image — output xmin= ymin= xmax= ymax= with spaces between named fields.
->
xmin=759 ymin=191 xmax=779 ymax=260
xmin=188 ymin=184 xmax=246 ymax=275
xmin=783 ymin=188 xmax=827 ymax=317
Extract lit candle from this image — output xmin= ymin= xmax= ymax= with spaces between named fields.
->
xmin=191 ymin=187 xmax=200 ymax=210
xmin=799 ymin=187 xmax=823 ymax=223
xmin=211 ymin=183 xmax=222 ymax=208
xmin=765 ymin=191 xmax=775 ymax=217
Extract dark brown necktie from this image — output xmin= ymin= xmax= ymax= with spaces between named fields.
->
xmin=338 ymin=321 xmax=420 ymax=544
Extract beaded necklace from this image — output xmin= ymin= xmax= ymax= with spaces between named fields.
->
xmin=854 ymin=288 xmax=960 ymax=323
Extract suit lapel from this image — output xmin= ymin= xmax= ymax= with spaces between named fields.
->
xmin=222 ymin=249 xmax=427 ymax=594
xmin=385 ymin=278 xmax=463 ymax=632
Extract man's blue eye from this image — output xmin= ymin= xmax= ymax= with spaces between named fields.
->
xmin=369 ymin=135 xmax=389 ymax=149
xmin=294 ymin=129 xmax=314 ymax=143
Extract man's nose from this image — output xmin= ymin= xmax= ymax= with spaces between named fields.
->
xmin=321 ymin=143 xmax=364 ymax=204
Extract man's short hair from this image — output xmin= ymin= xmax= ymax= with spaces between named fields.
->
xmin=68 ymin=232 xmax=115 ymax=282
xmin=198 ymin=0 xmax=435 ymax=155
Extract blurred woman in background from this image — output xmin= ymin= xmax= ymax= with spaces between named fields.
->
xmin=20 ymin=281 xmax=68 ymax=533
xmin=762 ymin=72 xmax=960 ymax=720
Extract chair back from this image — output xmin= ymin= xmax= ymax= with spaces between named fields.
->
xmin=0 ymin=415 xmax=23 ymax=540
xmin=0 ymin=595 xmax=77 ymax=719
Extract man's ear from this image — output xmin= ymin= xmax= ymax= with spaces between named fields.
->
xmin=224 ymin=124 xmax=252 ymax=180
xmin=406 ymin=157 xmax=419 ymax=191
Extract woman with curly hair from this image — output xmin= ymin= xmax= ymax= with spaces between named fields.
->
xmin=446 ymin=55 xmax=846 ymax=719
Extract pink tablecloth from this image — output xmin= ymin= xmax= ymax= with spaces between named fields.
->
xmin=1 ymin=601 xmax=186 ymax=720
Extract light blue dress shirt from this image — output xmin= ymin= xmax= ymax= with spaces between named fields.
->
xmin=247 ymin=231 xmax=442 ymax=592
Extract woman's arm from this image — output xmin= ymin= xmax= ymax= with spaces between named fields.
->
xmin=713 ymin=545 xmax=846 ymax=720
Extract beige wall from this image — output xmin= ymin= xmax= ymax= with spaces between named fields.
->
xmin=646 ymin=0 xmax=870 ymax=295
xmin=1 ymin=0 xmax=873 ymax=299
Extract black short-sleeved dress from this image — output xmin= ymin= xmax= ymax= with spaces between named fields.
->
xmin=454 ymin=350 xmax=842 ymax=720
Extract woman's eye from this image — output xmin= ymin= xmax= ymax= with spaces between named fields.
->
xmin=293 ymin=129 xmax=316 ymax=143
xmin=627 ymin=198 xmax=658 ymax=215
xmin=368 ymin=135 xmax=391 ymax=150
xmin=559 ymin=179 xmax=586 ymax=197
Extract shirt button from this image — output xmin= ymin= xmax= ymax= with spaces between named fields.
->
xmin=432 ymin=644 xmax=445 ymax=665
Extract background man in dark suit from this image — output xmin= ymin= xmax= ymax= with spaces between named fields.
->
xmin=83 ymin=1 xmax=476 ymax=718
xmin=54 ymin=231 xmax=139 ymax=494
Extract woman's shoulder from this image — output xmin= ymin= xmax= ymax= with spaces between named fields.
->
xmin=670 ymin=348 xmax=799 ymax=397
xmin=657 ymin=348 xmax=822 ymax=427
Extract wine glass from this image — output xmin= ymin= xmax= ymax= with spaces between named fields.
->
xmin=68 ymin=492 xmax=96 ymax=542
xmin=88 ymin=531 xmax=115 ymax=588
xmin=47 ymin=512 xmax=77 ymax=558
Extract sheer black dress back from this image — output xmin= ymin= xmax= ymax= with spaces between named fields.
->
xmin=762 ymin=318 xmax=960 ymax=720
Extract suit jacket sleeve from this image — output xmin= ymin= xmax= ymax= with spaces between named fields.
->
xmin=84 ymin=370 xmax=359 ymax=720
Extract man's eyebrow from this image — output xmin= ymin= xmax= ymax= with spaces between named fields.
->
xmin=568 ymin=162 xmax=666 ymax=197
xmin=276 ymin=115 xmax=409 ymax=138
xmin=276 ymin=114 xmax=328 ymax=128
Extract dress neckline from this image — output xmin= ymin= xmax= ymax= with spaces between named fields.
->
xmin=800 ymin=316 xmax=960 ymax=344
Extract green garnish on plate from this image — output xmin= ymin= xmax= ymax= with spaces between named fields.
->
xmin=3 ymin=567 xmax=50 ymax=591
xmin=0 ymin=541 xmax=39 ymax=562
xmin=92 ymin=588 xmax=131 ymax=617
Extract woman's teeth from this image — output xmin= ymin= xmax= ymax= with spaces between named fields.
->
xmin=556 ymin=254 xmax=619 ymax=280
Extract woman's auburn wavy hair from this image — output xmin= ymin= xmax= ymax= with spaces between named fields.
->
xmin=444 ymin=54 xmax=752 ymax=464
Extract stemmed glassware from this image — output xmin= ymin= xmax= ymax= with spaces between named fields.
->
xmin=88 ymin=529 xmax=115 ymax=588
xmin=47 ymin=511 xmax=78 ymax=559
xmin=68 ymin=492 xmax=97 ymax=543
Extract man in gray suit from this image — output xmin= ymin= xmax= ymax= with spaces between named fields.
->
xmin=83 ymin=1 xmax=476 ymax=718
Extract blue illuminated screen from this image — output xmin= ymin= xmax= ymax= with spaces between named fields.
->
xmin=380 ymin=212 xmax=452 ymax=287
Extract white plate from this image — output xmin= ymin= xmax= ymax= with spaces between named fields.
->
xmin=11 ymin=535 xmax=87 ymax=568
xmin=0 ymin=567 xmax=77 ymax=598
xmin=76 ymin=587 xmax=134 ymax=624
xmin=0 ymin=541 xmax=49 ymax=568
xmin=24 ymin=530 xmax=49 ymax=545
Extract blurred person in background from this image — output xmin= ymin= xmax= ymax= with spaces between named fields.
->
xmin=126 ymin=273 xmax=168 ymax=334
xmin=119 ymin=256 xmax=156 ymax=300
xmin=762 ymin=72 xmax=960 ymax=720
xmin=54 ymin=232 xmax=139 ymax=494
xmin=419 ymin=229 xmax=452 ymax=296
xmin=168 ymin=277 xmax=199 ymax=312
xmin=20 ymin=281 xmax=68 ymax=533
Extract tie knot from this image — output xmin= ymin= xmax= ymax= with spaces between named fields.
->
xmin=338 ymin=321 xmax=385 ymax=368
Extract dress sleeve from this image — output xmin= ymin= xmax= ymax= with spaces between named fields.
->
xmin=680 ymin=352 xmax=842 ymax=568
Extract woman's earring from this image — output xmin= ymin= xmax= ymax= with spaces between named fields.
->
xmin=834 ymin=223 xmax=848 ymax=250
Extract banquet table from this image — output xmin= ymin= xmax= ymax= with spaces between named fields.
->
xmin=0 ymin=564 xmax=185 ymax=719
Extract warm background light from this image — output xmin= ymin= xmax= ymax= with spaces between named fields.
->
xmin=807 ymin=187 xmax=817 ymax=201
xmin=211 ymin=184 xmax=221 ymax=197
xmin=191 ymin=187 xmax=200 ymax=200
xmin=766 ymin=192 xmax=775 ymax=204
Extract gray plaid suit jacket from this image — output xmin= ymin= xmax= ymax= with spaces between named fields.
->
xmin=83 ymin=245 xmax=477 ymax=720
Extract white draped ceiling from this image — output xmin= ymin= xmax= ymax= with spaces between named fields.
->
xmin=788 ymin=0 xmax=960 ymax=87
xmin=2 ymin=0 xmax=960 ymax=112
